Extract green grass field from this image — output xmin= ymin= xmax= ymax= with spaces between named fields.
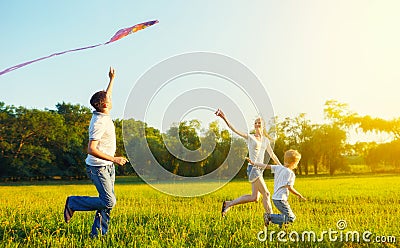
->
xmin=1 ymin=174 xmax=399 ymax=247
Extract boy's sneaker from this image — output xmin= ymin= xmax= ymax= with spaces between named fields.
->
xmin=263 ymin=213 xmax=271 ymax=227
xmin=63 ymin=197 xmax=74 ymax=223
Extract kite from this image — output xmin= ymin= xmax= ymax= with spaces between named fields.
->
xmin=0 ymin=20 xmax=159 ymax=76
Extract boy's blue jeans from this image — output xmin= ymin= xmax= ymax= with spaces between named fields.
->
xmin=68 ymin=164 xmax=116 ymax=237
xmin=270 ymin=199 xmax=296 ymax=226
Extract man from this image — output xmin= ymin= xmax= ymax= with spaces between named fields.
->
xmin=63 ymin=67 xmax=128 ymax=237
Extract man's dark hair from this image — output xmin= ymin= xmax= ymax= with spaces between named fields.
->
xmin=90 ymin=91 xmax=107 ymax=112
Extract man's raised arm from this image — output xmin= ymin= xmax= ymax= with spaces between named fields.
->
xmin=105 ymin=67 xmax=115 ymax=97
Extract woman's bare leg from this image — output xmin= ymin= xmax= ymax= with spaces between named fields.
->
xmin=254 ymin=177 xmax=273 ymax=214
xmin=222 ymin=181 xmax=260 ymax=215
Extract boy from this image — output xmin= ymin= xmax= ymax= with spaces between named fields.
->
xmin=247 ymin=149 xmax=306 ymax=227
xmin=63 ymin=67 xmax=128 ymax=237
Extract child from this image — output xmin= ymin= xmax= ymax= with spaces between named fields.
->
xmin=247 ymin=149 xmax=306 ymax=227
xmin=63 ymin=67 xmax=128 ymax=237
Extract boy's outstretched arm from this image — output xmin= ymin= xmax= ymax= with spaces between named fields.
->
xmin=287 ymin=185 xmax=306 ymax=201
xmin=105 ymin=67 xmax=115 ymax=97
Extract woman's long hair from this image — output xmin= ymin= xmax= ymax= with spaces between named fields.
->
xmin=253 ymin=116 xmax=274 ymax=140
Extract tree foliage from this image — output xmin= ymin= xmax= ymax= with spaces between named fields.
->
xmin=0 ymin=102 xmax=91 ymax=178
xmin=0 ymin=99 xmax=399 ymax=180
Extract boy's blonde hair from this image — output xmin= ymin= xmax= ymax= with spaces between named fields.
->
xmin=284 ymin=149 xmax=301 ymax=165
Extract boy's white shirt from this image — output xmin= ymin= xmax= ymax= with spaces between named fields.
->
xmin=270 ymin=165 xmax=295 ymax=201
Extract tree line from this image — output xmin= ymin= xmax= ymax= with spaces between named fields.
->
xmin=0 ymin=100 xmax=399 ymax=180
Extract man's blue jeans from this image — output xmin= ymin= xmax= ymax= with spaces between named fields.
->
xmin=270 ymin=199 xmax=296 ymax=227
xmin=68 ymin=164 xmax=116 ymax=237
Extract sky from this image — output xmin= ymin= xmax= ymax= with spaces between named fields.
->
xmin=1 ymin=1 xmax=399 ymax=142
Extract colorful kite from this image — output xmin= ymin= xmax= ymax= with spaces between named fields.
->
xmin=0 ymin=20 xmax=159 ymax=76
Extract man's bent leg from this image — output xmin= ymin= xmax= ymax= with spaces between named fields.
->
xmin=88 ymin=165 xmax=116 ymax=237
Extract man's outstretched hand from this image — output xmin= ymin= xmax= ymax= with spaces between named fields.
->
xmin=109 ymin=67 xmax=115 ymax=80
xmin=113 ymin=156 xmax=128 ymax=166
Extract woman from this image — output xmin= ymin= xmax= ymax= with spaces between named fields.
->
xmin=215 ymin=109 xmax=281 ymax=217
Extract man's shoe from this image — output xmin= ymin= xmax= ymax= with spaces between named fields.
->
xmin=64 ymin=197 xmax=74 ymax=223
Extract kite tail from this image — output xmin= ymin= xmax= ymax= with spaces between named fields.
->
xmin=0 ymin=43 xmax=104 ymax=76
xmin=0 ymin=20 xmax=158 ymax=76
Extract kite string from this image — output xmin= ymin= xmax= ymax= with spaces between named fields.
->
xmin=0 ymin=43 xmax=104 ymax=76
xmin=0 ymin=20 xmax=158 ymax=76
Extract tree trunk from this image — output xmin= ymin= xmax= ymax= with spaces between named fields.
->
xmin=298 ymin=162 xmax=302 ymax=175
xmin=313 ymin=159 xmax=318 ymax=175
xmin=304 ymin=158 xmax=309 ymax=175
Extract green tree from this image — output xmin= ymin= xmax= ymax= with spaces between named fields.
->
xmin=53 ymin=102 xmax=91 ymax=177
xmin=322 ymin=100 xmax=352 ymax=175
xmin=324 ymin=99 xmax=356 ymax=127
xmin=366 ymin=140 xmax=400 ymax=171
xmin=122 ymin=118 xmax=148 ymax=175
xmin=0 ymin=104 xmax=67 ymax=177
xmin=295 ymin=114 xmax=316 ymax=175
xmin=165 ymin=120 xmax=203 ymax=177
xmin=314 ymin=124 xmax=348 ymax=175
xmin=324 ymin=99 xmax=400 ymax=172
xmin=274 ymin=114 xmax=315 ymax=175
xmin=350 ymin=115 xmax=400 ymax=140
